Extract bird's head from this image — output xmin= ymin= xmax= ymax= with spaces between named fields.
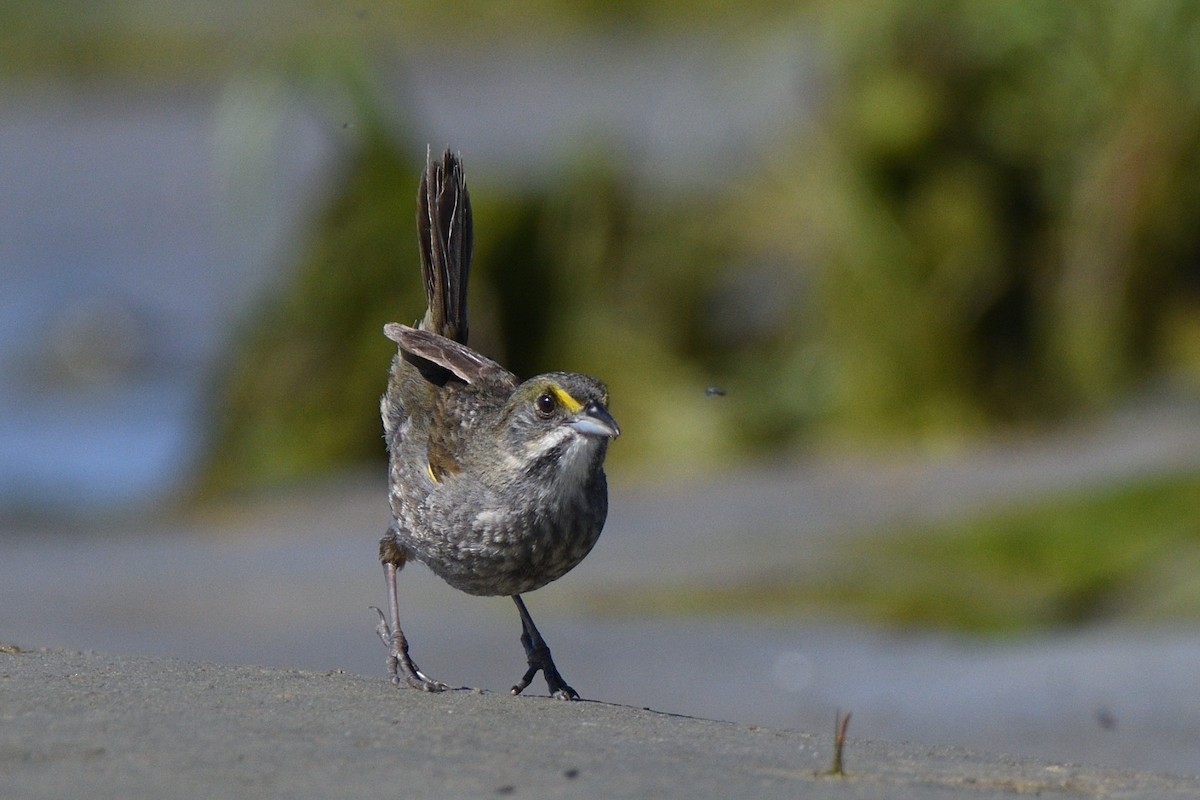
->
xmin=497 ymin=372 xmax=619 ymax=489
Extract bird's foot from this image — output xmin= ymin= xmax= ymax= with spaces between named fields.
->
xmin=372 ymin=606 xmax=448 ymax=693
xmin=511 ymin=641 xmax=579 ymax=701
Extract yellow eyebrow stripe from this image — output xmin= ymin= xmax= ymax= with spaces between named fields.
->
xmin=550 ymin=385 xmax=583 ymax=414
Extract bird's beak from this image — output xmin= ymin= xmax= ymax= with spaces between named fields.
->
xmin=567 ymin=401 xmax=620 ymax=439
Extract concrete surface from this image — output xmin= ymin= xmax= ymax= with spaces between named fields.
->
xmin=3 ymin=646 xmax=1199 ymax=800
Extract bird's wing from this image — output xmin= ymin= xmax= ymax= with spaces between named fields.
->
xmin=384 ymin=324 xmax=515 ymax=387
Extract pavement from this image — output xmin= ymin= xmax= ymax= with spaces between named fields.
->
xmin=4 ymin=646 xmax=1199 ymax=800
xmin=3 ymin=402 xmax=1200 ymax=794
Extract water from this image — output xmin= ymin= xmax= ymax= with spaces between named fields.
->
xmin=0 ymin=84 xmax=332 ymax=511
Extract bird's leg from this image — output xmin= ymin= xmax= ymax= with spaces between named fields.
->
xmin=510 ymin=595 xmax=579 ymax=700
xmin=375 ymin=531 xmax=447 ymax=692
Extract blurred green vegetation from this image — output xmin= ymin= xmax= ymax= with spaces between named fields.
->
xmin=203 ymin=0 xmax=1200 ymax=492
xmin=585 ymin=472 xmax=1200 ymax=634
xmin=734 ymin=0 xmax=1200 ymax=444
xmin=200 ymin=115 xmax=415 ymax=496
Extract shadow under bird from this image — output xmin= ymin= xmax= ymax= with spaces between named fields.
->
xmin=374 ymin=149 xmax=620 ymax=700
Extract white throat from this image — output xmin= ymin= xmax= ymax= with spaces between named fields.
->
xmin=524 ymin=426 xmax=602 ymax=491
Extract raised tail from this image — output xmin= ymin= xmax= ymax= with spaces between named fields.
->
xmin=417 ymin=148 xmax=473 ymax=344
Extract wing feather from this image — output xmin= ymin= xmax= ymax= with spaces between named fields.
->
xmin=384 ymin=323 xmax=515 ymax=387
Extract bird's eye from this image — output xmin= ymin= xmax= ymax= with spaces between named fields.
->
xmin=534 ymin=392 xmax=556 ymax=418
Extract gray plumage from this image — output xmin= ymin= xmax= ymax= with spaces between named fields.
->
xmin=375 ymin=148 xmax=618 ymax=699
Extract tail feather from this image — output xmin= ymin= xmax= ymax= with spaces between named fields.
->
xmin=418 ymin=148 xmax=473 ymax=343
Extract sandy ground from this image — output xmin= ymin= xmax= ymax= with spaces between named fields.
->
xmin=4 ymin=646 xmax=1199 ymax=800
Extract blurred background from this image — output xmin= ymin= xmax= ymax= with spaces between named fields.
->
xmin=3 ymin=0 xmax=1200 ymax=776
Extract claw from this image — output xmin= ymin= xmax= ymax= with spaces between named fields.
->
xmin=510 ymin=595 xmax=580 ymax=700
xmin=409 ymin=672 xmax=450 ymax=693
xmin=511 ymin=639 xmax=578 ymax=700
xmin=371 ymin=606 xmax=448 ymax=693
xmin=510 ymin=666 xmax=538 ymax=697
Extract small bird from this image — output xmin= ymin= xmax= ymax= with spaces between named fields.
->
xmin=375 ymin=149 xmax=619 ymax=700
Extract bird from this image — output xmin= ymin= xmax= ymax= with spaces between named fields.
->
xmin=374 ymin=148 xmax=619 ymax=700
